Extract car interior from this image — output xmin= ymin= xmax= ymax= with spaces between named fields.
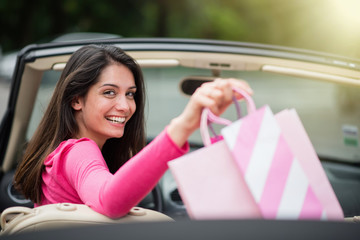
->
xmin=1 ymin=41 xmax=360 ymax=234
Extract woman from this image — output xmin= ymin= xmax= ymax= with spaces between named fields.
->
xmin=14 ymin=44 xmax=252 ymax=218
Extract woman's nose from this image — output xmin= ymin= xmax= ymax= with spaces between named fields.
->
xmin=115 ymin=95 xmax=130 ymax=112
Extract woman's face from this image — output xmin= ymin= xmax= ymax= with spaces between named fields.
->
xmin=72 ymin=63 xmax=137 ymax=148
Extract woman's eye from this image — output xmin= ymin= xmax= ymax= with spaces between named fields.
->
xmin=104 ymin=90 xmax=116 ymax=97
xmin=126 ymin=91 xmax=136 ymax=99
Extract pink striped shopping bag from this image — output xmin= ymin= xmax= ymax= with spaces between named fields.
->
xmin=275 ymin=109 xmax=343 ymax=220
xmin=221 ymin=105 xmax=343 ymax=220
xmin=169 ymin=87 xmax=343 ymax=220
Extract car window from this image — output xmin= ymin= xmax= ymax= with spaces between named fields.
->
xmin=26 ymin=70 xmax=59 ymax=140
xmin=26 ymin=66 xmax=360 ymax=164
xmin=143 ymin=67 xmax=212 ymax=143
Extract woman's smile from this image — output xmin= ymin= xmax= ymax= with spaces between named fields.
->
xmin=105 ymin=116 xmax=126 ymax=124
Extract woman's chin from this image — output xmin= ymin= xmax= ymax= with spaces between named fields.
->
xmin=109 ymin=132 xmax=124 ymax=139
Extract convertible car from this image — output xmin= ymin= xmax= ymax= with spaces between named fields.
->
xmin=0 ymin=37 xmax=360 ymax=238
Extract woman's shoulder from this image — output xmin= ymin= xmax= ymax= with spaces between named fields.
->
xmin=59 ymin=138 xmax=98 ymax=153
xmin=65 ymin=137 xmax=97 ymax=147
xmin=45 ymin=138 xmax=100 ymax=165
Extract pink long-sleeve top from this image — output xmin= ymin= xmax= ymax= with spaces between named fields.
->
xmin=37 ymin=129 xmax=189 ymax=218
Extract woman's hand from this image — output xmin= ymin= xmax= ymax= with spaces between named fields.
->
xmin=167 ymin=78 xmax=253 ymax=148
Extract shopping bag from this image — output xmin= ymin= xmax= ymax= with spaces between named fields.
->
xmin=221 ymin=105 xmax=325 ymax=219
xmin=167 ymin=90 xmax=261 ymax=220
xmin=168 ymin=140 xmax=261 ymax=220
xmin=169 ymin=87 xmax=343 ymax=220
xmin=275 ymin=109 xmax=344 ymax=220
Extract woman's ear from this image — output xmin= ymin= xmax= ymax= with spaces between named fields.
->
xmin=71 ymin=97 xmax=82 ymax=111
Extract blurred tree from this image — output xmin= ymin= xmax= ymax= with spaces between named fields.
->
xmin=0 ymin=0 xmax=359 ymax=58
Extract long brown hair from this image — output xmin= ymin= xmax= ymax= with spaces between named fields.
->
xmin=14 ymin=45 xmax=146 ymax=204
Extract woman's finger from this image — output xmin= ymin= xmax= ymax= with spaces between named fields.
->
xmin=228 ymin=78 xmax=253 ymax=98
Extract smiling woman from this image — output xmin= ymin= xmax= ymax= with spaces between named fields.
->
xmin=13 ymin=45 xmax=148 ymax=215
xmin=12 ymin=44 xmax=252 ymax=219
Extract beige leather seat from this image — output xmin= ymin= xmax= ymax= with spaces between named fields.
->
xmin=0 ymin=203 xmax=173 ymax=235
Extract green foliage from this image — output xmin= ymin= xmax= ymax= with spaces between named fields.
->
xmin=0 ymin=0 xmax=359 ymax=58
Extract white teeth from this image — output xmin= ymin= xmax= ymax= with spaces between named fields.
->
xmin=106 ymin=117 xmax=126 ymax=124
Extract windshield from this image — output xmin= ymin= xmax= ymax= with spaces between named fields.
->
xmin=26 ymin=65 xmax=360 ymax=164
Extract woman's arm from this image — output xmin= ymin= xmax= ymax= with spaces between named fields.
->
xmin=67 ymin=130 xmax=188 ymax=218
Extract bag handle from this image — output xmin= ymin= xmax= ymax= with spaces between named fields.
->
xmin=200 ymin=87 xmax=256 ymax=146
xmin=207 ymin=96 xmax=239 ymax=138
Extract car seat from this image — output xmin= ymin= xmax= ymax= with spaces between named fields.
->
xmin=0 ymin=203 xmax=173 ymax=235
